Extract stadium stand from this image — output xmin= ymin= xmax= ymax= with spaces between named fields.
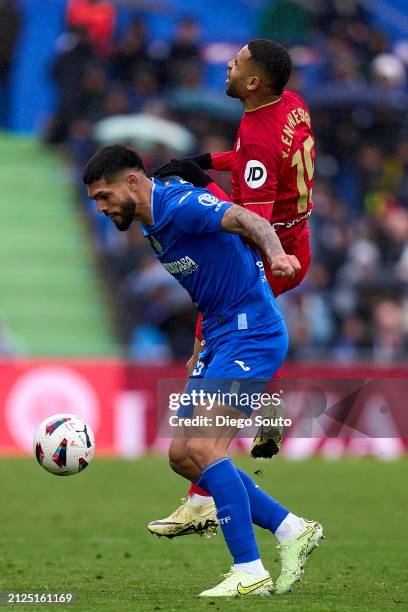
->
xmin=0 ymin=134 xmax=119 ymax=355
xmin=4 ymin=0 xmax=408 ymax=361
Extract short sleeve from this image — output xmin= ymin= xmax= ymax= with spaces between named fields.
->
xmin=171 ymin=189 xmax=232 ymax=234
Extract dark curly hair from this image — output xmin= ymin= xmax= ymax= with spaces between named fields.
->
xmin=83 ymin=144 xmax=145 ymax=185
xmin=248 ymin=39 xmax=292 ymax=94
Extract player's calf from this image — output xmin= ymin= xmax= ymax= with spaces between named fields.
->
xmin=148 ymin=431 xmax=219 ymax=539
xmin=168 ymin=439 xmax=197 ymax=480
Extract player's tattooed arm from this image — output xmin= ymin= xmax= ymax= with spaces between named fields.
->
xmin=221 ymin=204 xmax=301 ymax=278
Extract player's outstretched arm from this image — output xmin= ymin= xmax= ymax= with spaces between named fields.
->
xmin=221 ymin=204 xmax=301 ymax=279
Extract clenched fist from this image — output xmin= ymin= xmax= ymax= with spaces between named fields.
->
xmin=269 ymin=254 xmax=301 ymax=278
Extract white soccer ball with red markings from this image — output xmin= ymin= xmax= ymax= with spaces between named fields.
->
xmin=33 ymin=413 xmax=95 ymax=476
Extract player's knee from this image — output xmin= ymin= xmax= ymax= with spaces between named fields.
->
xmin=168 ymin=439 xmax=187 ymax=473
xmin=169 ymin=454 xmax=189 ymax=477
xmin=169 ymin=454 xmax=195 ymax=480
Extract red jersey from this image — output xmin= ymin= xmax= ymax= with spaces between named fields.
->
xmin=211 ymin=89 xmax=314 ymax=243
xmin=195 ymin=90 xmax=314 ymax=342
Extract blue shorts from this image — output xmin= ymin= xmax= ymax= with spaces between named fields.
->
xmin=180 ymin=319 xmax=288 ymax=417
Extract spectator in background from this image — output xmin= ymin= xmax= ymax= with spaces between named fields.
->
xmin=48 ymin=27 xmax=94 ymax=143
xmin=380 ymin=207 xmax=408 ymax=272
xmin=168 ymin=17 xmax=201 ymax=61
xmin=333 ymin=315 xmax=368 ymax=362
xmin=315 ymin=0 xmax=370 ymax=35
xmin=113 ymin=18 xmax=171 ymax=90
xmin=114 ymin=18 xmax=149 ymax=82
xmin=259 ymin=0 xmax=313 ymax=46
xmin=128 ymin=66 xmax=162 ymax=111
xmin=372 ymin=300 xmax=408 ymax=362
xmin=77 ymin=64 xmax=109 ymax=121
xmin=67 ymin=0 xmax=116 ymax=56
xmin=166 ymin=18 xmax=201 ymax=86
xmin=0 ymin=0 xmax=22 ymax=129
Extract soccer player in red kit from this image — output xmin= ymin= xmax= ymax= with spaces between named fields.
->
xmin=149 ymin=39 xmax=320 ymax=596
xmin=197 ymin=46 xmax=312 ymax=340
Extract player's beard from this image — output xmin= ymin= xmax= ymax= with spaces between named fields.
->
xmin=112 ymin=199 xmax=135 ymax=231
xmin=226 ymin=79 xmax=241 ymax=99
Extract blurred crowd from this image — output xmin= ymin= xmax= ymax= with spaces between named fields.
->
xmin=0 ymin=0 xmax=21 ymax=130
xmin=44 ymin=0 xmax=408 ymax=363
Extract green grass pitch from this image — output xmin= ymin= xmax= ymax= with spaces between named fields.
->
xmin=0 ymin=456 xmax=407 ymax=611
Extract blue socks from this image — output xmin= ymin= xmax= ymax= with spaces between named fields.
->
xmin=196 ymin=463 xmax=289 ymax=535
xmin=196 ymin=458 xmax=260 ymax=563
xmin=236 ymin=467 xmax=289 ymax=533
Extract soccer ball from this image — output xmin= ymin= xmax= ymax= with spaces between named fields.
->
xmin=33 ymin=413 xmax=95 ymax=476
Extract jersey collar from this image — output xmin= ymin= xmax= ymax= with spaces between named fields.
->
xmin=245 ymin=97 xmax=282 ymax=113
xmin=141 ymin=177 xmax=156 ymax=236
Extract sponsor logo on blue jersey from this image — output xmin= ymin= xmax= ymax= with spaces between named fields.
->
xmin=142 ymin=179 xmax=283 ymax=339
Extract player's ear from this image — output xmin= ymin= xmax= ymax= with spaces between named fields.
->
xmin=247 ymin=75 xmax=261 ymax=91
xmin=127 ymin=171 xmax=140 ymax=191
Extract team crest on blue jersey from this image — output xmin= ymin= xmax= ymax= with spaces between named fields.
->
xmin=198 ymin=193 xmax=222 ymax=208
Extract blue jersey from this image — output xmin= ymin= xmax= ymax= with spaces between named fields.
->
xmin=142 ymin=178 xmax=283 ymax=340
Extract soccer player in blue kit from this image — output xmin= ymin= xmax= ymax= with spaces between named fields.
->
xmin=83 ymin=145 xmax=323 ymax=598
